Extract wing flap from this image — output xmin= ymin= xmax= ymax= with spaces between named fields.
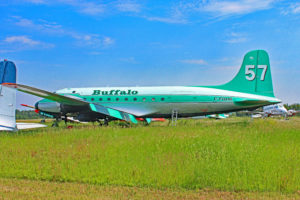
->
xmin=89 ymin=103 xmax=138 ymax=124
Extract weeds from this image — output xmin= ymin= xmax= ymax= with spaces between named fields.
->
xmin=0 ymin=117 xmax=300 ymax=193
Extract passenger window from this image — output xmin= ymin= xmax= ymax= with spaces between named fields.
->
xmin=133 ymin=98 xmax=137 ymax=101
xmin=125 ymin=98 xmax=128 ymax=101
xmin=161 ymin=97 xmax=165 ymax=101
xmin=99 ymin=98 xmax=102 ymax=101
xmin=143 ymin=98 xmax=146 ymax=102
xmin=116 ymin=98 xmax=119 ymax=101
xmin=152 ymin=98 xmax=155 ymax=101
xmin=91 ymin=98 xmax=94 ymax=101
xmin=107 ymin=98 xmax=111 ymax=101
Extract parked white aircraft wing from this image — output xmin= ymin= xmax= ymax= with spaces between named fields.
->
xmin=16 ymin=123 xmax=47 ymax=130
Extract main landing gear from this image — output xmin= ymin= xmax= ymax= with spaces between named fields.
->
xmin=97 ymin=117 xmax=109 ymax=126
xmin=51 ymin=116 xmax=60 ymax=127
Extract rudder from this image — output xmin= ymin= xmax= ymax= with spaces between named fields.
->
xmin=0 ymin=60 xmax=17 ymax=131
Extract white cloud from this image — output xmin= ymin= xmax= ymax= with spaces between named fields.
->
xmin=103 ymin=37 xmax=114 ymax=46
xmin=18 ymin=0 xmax=142 ymax=16
xmin=225 ymin=32 xmax=248 ymax=43
xmin=12 ymin=0 xmax=277 ymax=24
xmin=181 ymin=59 xmax=207 ymax=65
xmin=292 ymin=4 xmax=300 ymax=14
xmin=202 ymin=0 xmax=276 ymax=17
xmin=116 ymin=1 xmax=141 ymax=13
xmin=73 ymin=34 xmax=114 ymax=48
xmin=77 ymin=2 xmax=105 ymax=15
xmin=146 ymin=16 xmax=187 ymax=24
xmin=145 ymin=2 xmax=189 ymax=24
xmin=2 ymin=35 xmax=54 ymax=52
xmin=145 ymin=0 xmax=276 ymax=24
xmin=14 ymin=17 xmax=63 ymax=33
xmin=18 ymin=0 xmax=105 ymax=15
xmin=22 ymin=0 xmax=47 ymax=4
xmin=4 ymin=35 xmax=40 ymax=46
xmin=281 ymin=3 xmax=300 ymax=15
xmin=13 ymin=17 xmax=114 ymax=48
xmin=148 ymin=0 xmax=277 ymax=24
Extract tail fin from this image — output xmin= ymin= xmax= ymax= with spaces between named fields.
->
xmin=0 ymin=60 xmax=17 ymax=131
xmin=214 ymin=50 xmax=274 ymax=97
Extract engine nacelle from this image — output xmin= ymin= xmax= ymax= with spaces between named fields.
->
xmin=35 ymin=102 xmax=61 ymax=113
xmin=77 ymin=113 xmax=98 ymax=122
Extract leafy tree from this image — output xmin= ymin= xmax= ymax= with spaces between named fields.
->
xmin=16 ymin=110 xmax=41 ymax=119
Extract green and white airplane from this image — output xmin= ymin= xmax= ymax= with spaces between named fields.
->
xmin=0 ymin=50 xmax=281 ymax=129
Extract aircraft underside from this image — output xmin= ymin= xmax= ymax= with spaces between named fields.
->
xmin=42 ymin=101 xmax=265 ymax=123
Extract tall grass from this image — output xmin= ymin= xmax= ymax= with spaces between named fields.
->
xmin=0 ymin=118 xmax=300 ymax=192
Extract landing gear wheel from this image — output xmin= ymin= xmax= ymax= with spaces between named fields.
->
xmin=51 ymin=117 xmax=60 ymax=127
xmin=64 ymin=115 xmax=68 ymax=125
xmin=104 ymin=118 xmax=109 ymax=126
xmin=97 ymin=120 xmax=103 ymax=126
xmin=51 ymin=121 xmax=59 ymax=127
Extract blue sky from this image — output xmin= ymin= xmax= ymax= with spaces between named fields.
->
xmin=0 ymin=0 xmax=300 ymax=108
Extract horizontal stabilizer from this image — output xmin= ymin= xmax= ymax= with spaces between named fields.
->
xmin=233 ymin=99 xmax=272 ymax=107
xmin=0 ymin=124 xmax=16 ymax=131
xmin=16 ymin=123 xmax=47 ymax=130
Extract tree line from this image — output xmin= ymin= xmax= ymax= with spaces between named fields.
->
xmin=284 ymin=103 xmax=300 ymax=111
xmin=16 ymin=110 xmax=41 ymax=119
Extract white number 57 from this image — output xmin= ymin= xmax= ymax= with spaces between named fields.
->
xmin=245 ymin=65 xmax=267 ymax=81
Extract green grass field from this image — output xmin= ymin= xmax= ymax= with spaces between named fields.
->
xmin=1 ymin=117 xmax=300 ymax=199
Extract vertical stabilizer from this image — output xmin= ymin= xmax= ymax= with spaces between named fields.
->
xmin=212 ymin=50 xmax=274 ymax=97
xmin=0 ymin=60 xmax=17 ymax=131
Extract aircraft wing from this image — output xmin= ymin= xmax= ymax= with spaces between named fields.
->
xmin=3 ymin=83 xmax=84 ymax=105
xmin=3 ymin=83 xmax=138 ymax=124
xmin=16 ymin=123 xmax=47 ymax=130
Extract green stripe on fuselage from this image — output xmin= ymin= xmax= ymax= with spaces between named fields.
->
xmin=39 ymin=93 xmax=278 ymax=107
xmin=78 ymin=95 xmax=234 ymax=103
xmin=46 ymin=93 xmax=279 ymax=107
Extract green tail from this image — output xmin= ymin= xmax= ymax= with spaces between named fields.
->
xmin=213 ymin=50 xmax=274 ymax=97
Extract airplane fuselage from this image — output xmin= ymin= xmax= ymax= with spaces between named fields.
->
xmin=0 ymin=50 xmax=283 ymax=128
xmin=263 ymin=104 xmax=288 ymax=117
xmin=36 ymin=86 xmax=280 ymax=119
